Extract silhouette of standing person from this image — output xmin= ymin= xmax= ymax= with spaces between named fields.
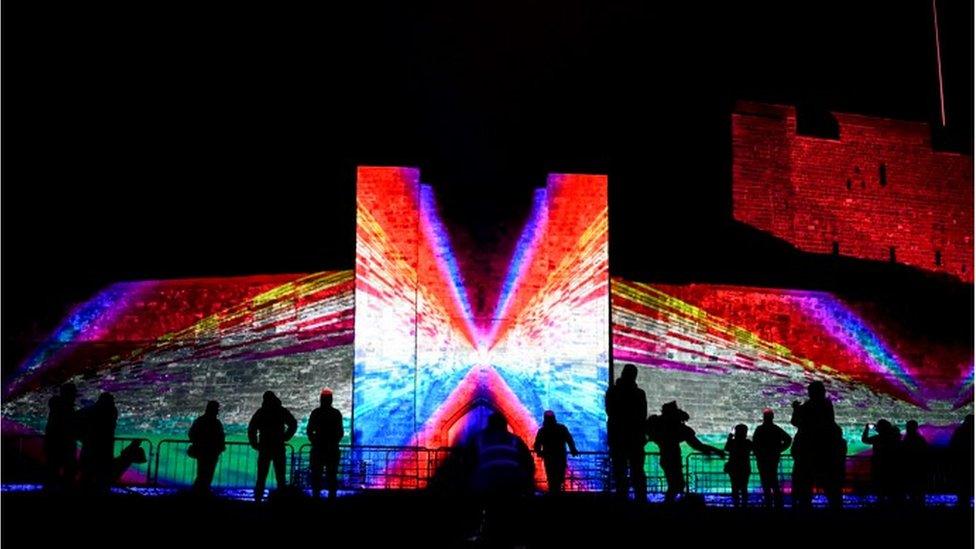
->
xmin=724 ymin=424 xmax=753 ymax=507
xmin=533 ymin=410 xmax=579 ymax=494
xmin=948 ymin=414 xmax=973 ymax=508
xmin=248 ymin=391 xmax=297 ymax=502
xmin=44 ymin=382 xmax=78 ymax=490
xmin=605 ymin=363 xmax=647 ymax=501
xmin=188 ymin=400 xmax=225 ymax=493
xmin=861 ymin=419 xmax=902 ymax=505
xmin=466 ymin=412 xmax=535 ymax=545
xmin=790 ymin=381 xmax=844 ymax=509
xmin=647 ymin=401 xmax=725 ymax=504
xmin=307 ymin=387 xmax=344 ymax=500
xmin=78 ymin=392 xmax=118 ymax=493
xmin=752 ymin=408 xmax=791 ymax=507
xmin=901 ymin=420 xmax=929 ymax=506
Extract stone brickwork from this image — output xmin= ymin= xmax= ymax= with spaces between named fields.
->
xmin=733 ymin=101 xmax=973 ymax=282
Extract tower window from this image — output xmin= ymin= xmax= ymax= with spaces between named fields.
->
xmin=889 ymin=247 xmax=896 ymax=263
xmin=846 ymin=178 xmax=852 ymax=190
xmin=935 ymin=250 xmax=942 ymax=266
xmin=832 ymin=241 xmax=840 ymax=255
xmin=879 ymin=163 xmax=887 ymax=187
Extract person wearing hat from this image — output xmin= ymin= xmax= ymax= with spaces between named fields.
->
xmin=306 ymin=387 xmax=344 ymax=499
xmin=533 ymin=410 xmax=579 ymax=494
xmin=646 ymin=400 xmax=724 ymax=503
xmin=752 ymin=408 xmax=791 ymax=508
xmin=248 ymin=390 xmax=298 ymax=502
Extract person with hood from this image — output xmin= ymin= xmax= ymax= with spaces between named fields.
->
xmin=533 ymin=410 xmax=579 ymax=494
xmin=306 ymin=387 xmax=344 ymax=500
xmin=188 ymin=400 xmax=226 ymax=493
xmin=646 ymin=400 xmax=725 ymax=503
xmin=466 ymin=412 xmax=535 ymax=544
xmin=605 ymin=363 xmax=648 ymax=501
xmin=248 ymin=391 xmax=297 ymax=502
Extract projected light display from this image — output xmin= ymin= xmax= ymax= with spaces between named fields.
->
xmin=612 ymin=279 xmax=973 ymax=450
xmin=3 ymin=271 xmax=355 ymax=444
xmin=353 ymin=167 xmax=611 ymax=461
xmin=1 ymin=167 xmax=971 ymax=492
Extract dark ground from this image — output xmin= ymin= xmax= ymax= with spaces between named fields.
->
xmin=2 ymin=491 xmax=972 ymax=548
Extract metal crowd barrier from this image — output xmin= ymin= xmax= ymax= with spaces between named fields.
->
xmin=2 ymin=433 xmax=966 ymax=498
xmin=292 ymin=444 xmax=442 ymax=490
xmin=155 ymin=440 xmax=294 ymax=488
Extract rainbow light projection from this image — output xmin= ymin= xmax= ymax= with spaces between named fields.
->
xmin=612 ymin=280 xmax=973 ymax=450
xmin=353 ymin=167 xmax=611 ymax=468
xmin=1 ymin=166 xmax=971 ymax=490
xmin=3 ymin=272 xmax=356 ymax=446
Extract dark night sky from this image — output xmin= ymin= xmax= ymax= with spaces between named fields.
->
xmin=3 ymin=1 xmax=973 ymax=369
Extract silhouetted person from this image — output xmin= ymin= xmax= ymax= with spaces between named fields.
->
xmin=753 ymin=409 xmax=791 ymax=507
xmin=467 ymin=412 xmax=535 ymax=544
xmin=948 ymin=414 xmax=973 ymax=508
xmin=188 ymin=400 xmax=225 ymax=493
xmin=44 ymin=383 xmax=78 ymax=490
xmin=78 ymin=392 xmax=118 ymax=492
xmin=111 ymin=440 xmax=148 ymax=482
xmin=605 ymin=363 xmax=647 ymax=501
xmin=248 ymin=391 xmax=297 ymax=502
xmin=901 ymin=420 xmax=929 ymax=506
xmin=307 ymin=387 xmax=344 ymax=500
xmin=647 ymin=401 xmax=725 ymax=503
xmin=533 ymin=410 xmax=579 ymax=494
xmin=862 ymin=419 xmax=902 ymax=505
xmin=724 ymin=424 xmax=753 ymax=507
xmin=790 ymin=381 xmax=844 ymax=509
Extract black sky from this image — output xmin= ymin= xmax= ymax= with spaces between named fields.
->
xmin=3 ymin=1 xmax=973 ymax=368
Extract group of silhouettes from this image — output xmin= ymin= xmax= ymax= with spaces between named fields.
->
xmin=43 ymin=385 xmax=343 ymax=502
xmin=42 ymin=366 xmax=975 ymax=507
xmin=44 ymin=384 xmax=138 ymax=493
xmin=187 ymin=388 xmax=344 ymax=501
xmin=604 ymin=363 xmax=975 ymax=508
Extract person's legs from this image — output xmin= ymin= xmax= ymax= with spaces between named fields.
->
xmin=544 ymin=459 xmax=567 ymax=494
xmin=309 ymin=448 xmax=323 ymax=498
xmin=201 ymin=455 xmax=219 ymax=490
xmin=93 ymin=445 xmax=114 ymax=492
xmin=45 ymin=441 xmax=71 ymax=490
xmin=662 ymin=461 xmax=684 ymax=503
xmin=792 ymin=458 xmax=812 ymax=509
xmin=63 ymin=444 xmax=78 ymax=489
xmin=325 ymin=447 xmax=340 ymax=499
xmin=272 ymin=446 xmax=287 ymax=491
xmin=193 ymin=458 xmax=206 ymax=491
xmin=255 ymin=450 xmax=271 ymax=501
xmin=610 ymin=447 xmax=628 ymax=498
xmin=758 ymin=460 xmax=780 ymax=507
xmin=731 ymin=474 xmax=748 ymax=507
xmin=629 ymin=448 xmax=647 ymax=502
